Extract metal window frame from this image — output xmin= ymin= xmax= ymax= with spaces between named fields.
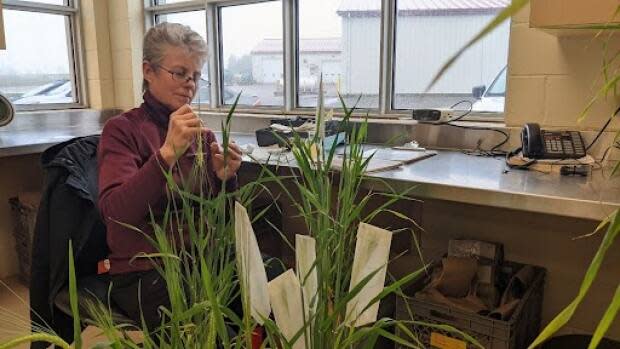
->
xmin=143 ymin=0 xmax=507 ymax=121
xmin=380 ymin=0 xmax=396 ymax=116
xmin=283 ymin=0 xmax=296 ymax=112
xmin=291 ymin=0 xmax=383 ymax=115
xmin=146 ymin=1 xmax=211 ymax=106
xmin=212 ymin=0 xmax=286 ymax=113
xmin=385 ymin=0 xmax=506 ymax=121
xmin=2 ymin=0 xmax=86 ymax=111
xmin=147 ymin=0 xmax=288 ymax=113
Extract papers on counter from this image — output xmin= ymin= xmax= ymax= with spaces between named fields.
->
xmin=241 ymin=143 xmax=437 ymax=173
xmin=334 ymin=147 xmax=437 ymax=173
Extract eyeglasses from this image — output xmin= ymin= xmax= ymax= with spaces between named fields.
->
xmin=156 ymin=65 xmax=203 ymax=84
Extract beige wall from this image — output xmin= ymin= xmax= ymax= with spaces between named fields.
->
xmin=0 ymin=155 xmax=43 ymax=279
xmin=82 ymin=0 xmax=115 ymax=109
xmin=81 ymin=0 xmax=144 ymax=110
xmin=506 ymin=4 xmax=620 ymax=132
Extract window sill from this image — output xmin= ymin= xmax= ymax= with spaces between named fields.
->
xmin=199 ymin=109 xmax=506 ymax=127
xmin=0 ymin=108 xmax=119 ymax=158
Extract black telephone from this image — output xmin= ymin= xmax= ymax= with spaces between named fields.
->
xmin=521 ymin=123 xmax=586 ymax=159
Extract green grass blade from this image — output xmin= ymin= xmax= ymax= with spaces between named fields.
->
xmin=579 ymin=74 xmax=620 ymax=122
xmin=611 ymin=159 xmax=620 ymax=177
xmin=528 ymin=209 xmax=620 ymax=348
xmin=410 ymin=320 xmax=484 ymax=349
xmin=426 ymin=0 xmax=529 ymax=91
xmin=200 ymin=258 xmax=230 ymax=347
xmin=0 ymin=333 xmax=70 ymax=349
xmin=358 ymin=267 xmax=426 ymax=317
xmin=588 ymin=284 xmax=620 ymax=349
xmin=68 ymin=240 xmax=82 ymax=349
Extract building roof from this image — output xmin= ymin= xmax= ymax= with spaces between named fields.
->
xmin=251 ymin=38 xmax=341 ymax=54
xmin=337 ymin=0 xmax=510 ymax=13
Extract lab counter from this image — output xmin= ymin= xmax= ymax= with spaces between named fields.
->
xmin=0 ymin=110 xmax=618 ymax=221
xmin=228 ymin=133 xmax=619 ymax=222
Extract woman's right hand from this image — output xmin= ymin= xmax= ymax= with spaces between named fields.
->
xmin=159 ymin=104 xmax=202 ymax=166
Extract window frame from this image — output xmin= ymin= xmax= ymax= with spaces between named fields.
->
xmin=147 ymin=2 xmax=212 ymax=107
xmin=145 ymin=0 xmax=508 ymax=121
xmin=214 ymin=0 xmax=286 ymax=112
xmin=2 ymin=0 xmax=87 ymax=111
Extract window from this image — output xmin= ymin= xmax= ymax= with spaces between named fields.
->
xmin=155 ymin=10 xmax=210 ymax=106
xmin=486 ymin=66 xmax=506 ymax=97
xmin=0 ymin=1 xmax=82 ymax=110
xmin=219 ymin=1 xmax=283 ymax=107
xmin=145 ymin=0 xmax=511 ymax=117
xmin=298 ymin=0 xmax=381 ymax=109
xmin=392 ymin=0 xmax=510 ymax=114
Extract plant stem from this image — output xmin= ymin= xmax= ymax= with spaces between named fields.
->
xmin=0 ymin=334 xmax=71 ymax=349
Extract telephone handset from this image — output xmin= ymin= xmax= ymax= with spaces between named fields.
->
xmin=521 ymin=123 xmax=586 ymax=159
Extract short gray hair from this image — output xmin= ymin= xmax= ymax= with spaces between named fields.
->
xmin=142 ymin=22 xmax=208 ymax=92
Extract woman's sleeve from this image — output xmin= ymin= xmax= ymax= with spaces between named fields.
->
xmin=97 ymin=117 xmax=170 ymax=227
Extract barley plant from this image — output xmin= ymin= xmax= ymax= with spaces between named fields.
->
xmin=0 ymin=91 xmax=480 ymax=349
xmin=249 ymin=86 xmax=480 ymax=349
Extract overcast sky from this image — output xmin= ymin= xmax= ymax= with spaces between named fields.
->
xmin=0 ymin=9 xmax=71 ymax=75
xmin=0 ymin=0 xmax=343 ymax=75
xmin=221 ymin=0 xmax=341 ymax=61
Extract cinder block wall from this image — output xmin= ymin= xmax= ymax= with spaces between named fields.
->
xmin=81 ymin=0 xmax=144 ymax=111
xmin=505 ymin=5 xmax=620 ymax=132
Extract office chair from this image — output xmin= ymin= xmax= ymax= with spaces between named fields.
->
xmin=30 ymin=136 xmax=134 ymax=349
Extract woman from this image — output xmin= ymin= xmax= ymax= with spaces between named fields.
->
xmin=97 ymin=22 xmax=242 ymax=329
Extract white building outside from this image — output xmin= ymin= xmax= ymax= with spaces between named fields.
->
xmin=246 ymin=0 xmax=511 ymax=109
xmin=251 ymin=38 xmax=342 ymax=89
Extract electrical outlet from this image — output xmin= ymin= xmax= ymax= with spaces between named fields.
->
xmin=440 ymin=110 xmax=455 ymax=122
xmin=413 ymin=109 xmax=455 ymax=124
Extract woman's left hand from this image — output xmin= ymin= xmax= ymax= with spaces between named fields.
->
xmin=211 ymin=141 xmax=242 ymax=181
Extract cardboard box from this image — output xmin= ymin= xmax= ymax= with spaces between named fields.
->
xmin=530 ymin=0 xmax=620 ymax=29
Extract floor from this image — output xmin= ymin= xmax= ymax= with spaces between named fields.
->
xmin=0 ymin=277 xmax=103 ymax=348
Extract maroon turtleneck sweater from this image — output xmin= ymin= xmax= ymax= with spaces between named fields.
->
xmin=98 ymin=92 xmax=237 ymax=274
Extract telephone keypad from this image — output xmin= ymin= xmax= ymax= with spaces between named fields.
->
xmin=541 ymin=130 xmax=586 ymax=159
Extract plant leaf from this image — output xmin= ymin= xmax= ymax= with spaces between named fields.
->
xmin=528 ymin=209 xmax=620 ymax=348
xmin=588 ymin=284 xmax=620 ymax=349
xmin=426 ymin=0 xmax=530 ymax=91
xmin=68 ymin=240 xmax=82 ymax=349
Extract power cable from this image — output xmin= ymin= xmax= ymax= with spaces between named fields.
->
xmin=439 ymin=100 xmax=510 ymax=157
xmin=586 ymin=105 xmax=620 ymax=151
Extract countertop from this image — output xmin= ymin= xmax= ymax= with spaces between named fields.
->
xmin=1 ymin=110 xmax=618 ymax=221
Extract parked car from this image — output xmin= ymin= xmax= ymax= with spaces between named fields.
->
xmin=471 ymin=66 xmax=506 ymax=113
xmin=12 ymin=79 xmax=73 ymax=105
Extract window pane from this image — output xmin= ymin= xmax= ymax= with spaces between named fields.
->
xmin=393 ymin=0 xmax=510 ymax=114
xmin=300 ymin=0 xmax=381 ymax=109
xmin=0 ymin=9 xmax=75 ymax=106
xmin=155 ymin=11 xmax=210 ymax=106
xmin=220 ymin=1 xmax=282 ymax=107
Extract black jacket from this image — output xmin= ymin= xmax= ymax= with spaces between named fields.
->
xmin=30 ymin=135 xmax=108 ymax=348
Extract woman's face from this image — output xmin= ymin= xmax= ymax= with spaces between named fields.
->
xmin=143 ymin=45 xmax=203 ymax=111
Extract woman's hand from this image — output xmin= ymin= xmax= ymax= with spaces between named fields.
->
xmin=159 ymin=104 xmax=201 ymax=166
xmin=211 ymin=141 xmax=242 ymax=181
